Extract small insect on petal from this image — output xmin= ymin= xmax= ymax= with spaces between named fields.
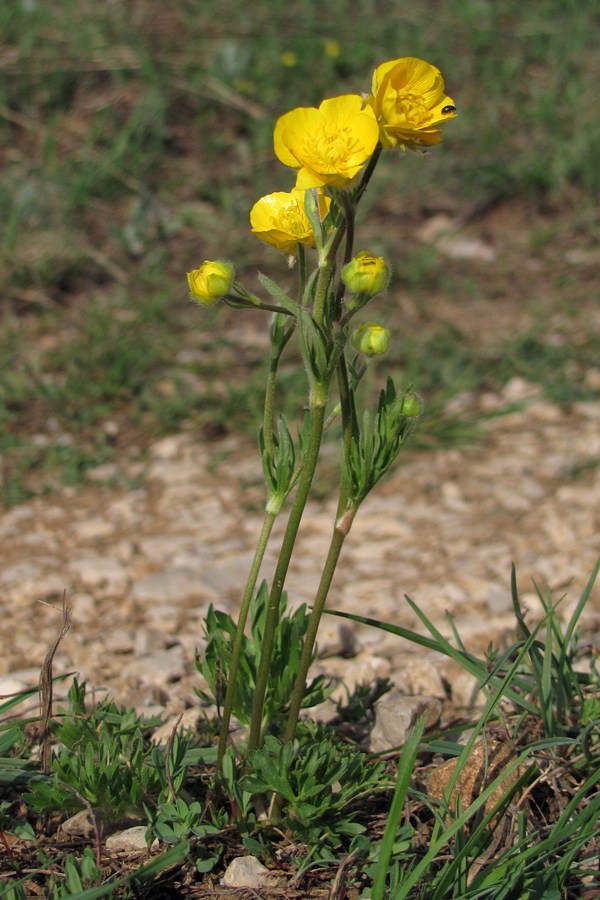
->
xmin=441 ymin=105 xmax=456 ymax=114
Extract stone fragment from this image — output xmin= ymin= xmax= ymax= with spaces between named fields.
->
xmin=68 ymin=555 xmax=128 ymax=597
xmin=369 ymin=694 xmax=442 ymax=753
xmin=121 ymin=646 xmax=187 ymax=685
xmin=105 ymin=825 xmax=158 ymax=853
xmin=447 ymin=670 xmax=485 ymax=711
xmin=130 ymin=568 xmax=215 ymax=604
xmin=150 ymin=709 xmax=201 ymax=746
xmin=427 ymin=738 xmax=526 ymax=822
xmin=222 ymin=856 xmax=285 ymax=890
xmin=389 ymin=655 xmax=446 ymax=700
xmin=59 ymin=810 xmax=96 ymax=838
xmin=0 ymin=673 xmax=35 ymax=697
xmin=71 ymin=518 xmax=115 ymax=541
xmin=150 ymin=434 xmax=190 ymax=460
xmin=316 ymin=622 xmax=357 ymax=659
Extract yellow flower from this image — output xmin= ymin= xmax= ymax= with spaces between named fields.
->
xmin=280 ymin=50 xmax=298 ymax=68
xmin=323 ymin=39 xmax=340 ymax=59
xmin=342 ymin=251 xmax=390 ymax=299
xmin=187 ymin=260 xmax=234 ymax=307
xmin=273 ymin=94 xmax=379 ymax=190
xmin=250 ymin=189 xmax=331 ymax=254
xmin=369 ymin=57 xmax=457 ymax=150
xmin=351 ymin=322 xmax=391 ymax=357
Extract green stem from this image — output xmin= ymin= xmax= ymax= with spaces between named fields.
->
xmin=263 ymin=363 xmax=277 ymax=461
xmin=248 ymin=397 xmax=328 ymax=751
xmin=263 ymin=326 xmax=293 ymax=458
xmin=217 ymin=320 xmax=295 ymax=769
xmin=312 ymin=260 xmax=335 ymax=327
xmin=335 ymin=352 xmax=357 ymax=520
xmin=268 ymin=502 xmax=358 ymax=820
xmin=216 ymin=509 xmax=277 ymax=770
xmin=355 ymin=143 xmax=382 ymax=204
xmin=282 ymin=503 xmax=357 ymax=747
xmin=332 ymin=191 xmax=358 ymax=517
xmin=297 ymin=243 xmax=307 ymax=301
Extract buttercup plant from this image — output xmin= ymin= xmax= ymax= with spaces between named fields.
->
xmin=188 ymin=57 xmax=457 ymax=803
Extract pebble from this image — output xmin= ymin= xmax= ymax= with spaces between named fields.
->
xmin=120 ymin=646 xmax=187 ymax=685
xmin=222 ymin=856 xmax=285 ymax=890
xmin=68 ymin=555 xmax=128 ymax=597
xmin=369 ymin=694 xmax=442 ymax=753
xmin=0 ymin=387 xmax=599 ymax=725
xmin=130 ymin=568 xmax=215 ymax=604
xmin=105 ymin=826 xmax=157 ymax=853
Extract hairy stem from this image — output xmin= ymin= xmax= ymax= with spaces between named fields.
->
xmin=282 ymin=503 xmax=357 ymax=746
xmin=216 ymin=509 xmax=277 ymax=769
xmin=248 ymin=398 xmax=328 ymax=750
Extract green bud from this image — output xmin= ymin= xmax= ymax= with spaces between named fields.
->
xmin=342 ymin=251 xmax=390 ymax=300
xmin=401 ymin=392 xmax=423 ymax=417
xmin=351 ymin=322 xmax=391 ymax=357
xmin=187 ymin=260 xmax=235 ymax=306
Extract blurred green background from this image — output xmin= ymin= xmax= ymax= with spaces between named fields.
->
xmin=1 ymin=0 xmax=599 ymax=505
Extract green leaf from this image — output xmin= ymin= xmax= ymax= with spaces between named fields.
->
xmin=257 ymin=273 xmax=297 ymax=314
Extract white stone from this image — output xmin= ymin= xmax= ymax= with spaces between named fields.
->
xmin=369 ymin=694 xmax=442 ymax=753
xmin=71 ymin=518 xmax=115 ymax=541
xmin=389 ymin=655 xmax=446 ymax=700
xmin=68 ymin=555 xmax=128 ymax=597
xmin=121 ymin=646 xmax=187 ymax=685
xmin=130 ymin=568 xmax=215 ymax=604
xmin=222 ymin=856 xmax=284 ymax=889
xmin=105 ymin=825 xmax=158 ymax=853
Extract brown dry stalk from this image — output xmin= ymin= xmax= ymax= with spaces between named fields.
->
xmin=39 ymin=593 xmax=72 ymax=774
xmin=164 ymin=712 xmax=184 ymax=803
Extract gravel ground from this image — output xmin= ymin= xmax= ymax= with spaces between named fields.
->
xmin=1 ymin=376 xmax=599 ymax=723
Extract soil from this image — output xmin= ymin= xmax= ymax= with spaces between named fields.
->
xmin=1 ymin=194 xmax=600 ymax=897
xmin=1 ymin=195 xmax=600 ymax=713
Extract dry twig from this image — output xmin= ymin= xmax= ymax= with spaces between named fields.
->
xmin=39 ymin=593 xmax=72 ymax=774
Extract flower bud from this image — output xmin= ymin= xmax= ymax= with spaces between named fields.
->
xmin=401 ymin=391 xmax=423 ymax=417
xmin=187 ymin=260 xmax=235 ymax=307
xmin=351 ymin=322 xmax=391 ymax=357
xmin=342 ymin=251 xmax=390 ymax=300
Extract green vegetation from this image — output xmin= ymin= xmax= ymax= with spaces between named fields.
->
xmin=1 ymin=564 xmax=598 ymax=895
xmin=1 ymin=0 xmax=599 ymax=505
xmin=0 ymin=2 xmax=599 ymax=895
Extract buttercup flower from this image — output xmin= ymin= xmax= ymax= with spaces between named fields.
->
xmin=187 ymin=260 xmax=235 ymax=307
xmin=323 ymin=39 xmax=340 ymax=59
xmin=274 ymin=94 xmax=379 ymax=190
xmin=250 ymin=189 xmax=331 ymax=254
xmin=369 ymin=57 xmax=457 ymax=150
xmin=351 ymin=322 xmax=391 ymax=357
xmin=342 ymin=251 xmax=390 ymax=299
xmin=280 ymin=50 xmax=298 ymax=68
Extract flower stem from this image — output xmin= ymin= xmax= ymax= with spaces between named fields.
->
xmin=248 ymin=397 xmax=328 ymax=751
xmin=282 ymin=502 xmax=357 ymax=747
xmin=262 ymin=325 xmax=293 ymax=459
xmin=335 ymin=352 xmax=358 ymax=519
xmin=216 ymin=509 xmax=277 ymax=770
xmin=268 ymin=502 xmax=358 ymax=819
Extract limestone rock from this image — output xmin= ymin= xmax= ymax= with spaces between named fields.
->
xmin=222 ymin=856 xmax=285 ymax=890
xmin=369 ymin=694 xmax=442 ymax=753
xmin=105 ymin=825 xmax=158 ymax=853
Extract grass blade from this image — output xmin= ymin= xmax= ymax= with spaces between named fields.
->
xmin=371 ymin=714 xmax=427 ymax=900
